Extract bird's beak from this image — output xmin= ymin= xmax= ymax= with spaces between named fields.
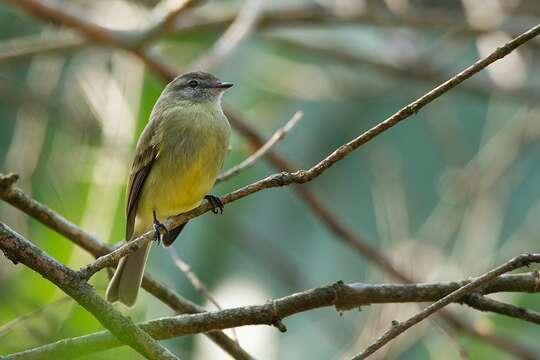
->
xmin=210 ymin=82 xmax=234 ymax=89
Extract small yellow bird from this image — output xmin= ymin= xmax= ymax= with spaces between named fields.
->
xmin=106 ymin=72 xmax=233 ymax=306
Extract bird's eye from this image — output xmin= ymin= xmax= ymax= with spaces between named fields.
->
xmin=188 ymin=80 xmax=199 ymax=88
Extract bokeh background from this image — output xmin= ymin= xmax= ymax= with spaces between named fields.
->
xmin=1 ymin=0 xmax=540 ymax=359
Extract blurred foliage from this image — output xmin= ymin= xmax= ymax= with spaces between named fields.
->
xmin=1 ymin=0 xmax=540 ymax=359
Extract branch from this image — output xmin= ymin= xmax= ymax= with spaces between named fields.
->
xmin=224 ymin=109 xmax=409 ymax=282
xmin=7 ymin=0 xmax=532 ymax=299
xmin=353 ymin=253 xmax=540 ymax=359
xmin=5 ymin=272 xmax=540 ymax=359
xmin=166 ymin=247 xmax=242 ymax=346
xmin=4 ymin=1 xmax=540 ymax=356
xmin=75 ymin=109 xmax=299 ymax=280
xmin=217 ymin=110 xmax=303 ymax=182
xmin=77 ymin=237 xmax=144 ymax=279
xmin=0 ymin=224 xmax=178 ymax=360
xmin=0 ymin=173 xmax=253 ymax=360
xmin=167 ymin=248 xmax=222 ymax=312
xmin=75 ymin=22 xmax=540 ymax=282
xmin=3 ymin=172 xmax=538 ymax=358
xmin=464 ymin=292 xmax=540 ymax=325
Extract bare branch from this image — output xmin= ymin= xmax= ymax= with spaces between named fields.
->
xmin=0 ymin=224 xmax=179 ymax=360
xmin=464 ymin=292 xmax=540 ymax=325
xmin=166 ymin=247 xmax=243 ymax=347
xmin=167 ymin=248 xmax=222 ymax=311
xmin=77 ymin=238 xmax=145 ymax=279
xmin=353 ymin=253 xmax=540 ymax=359
xmin=217 ymin=110 xmax=303 ymax=182
xmin=0 ymin=174 xmax=253 ymax=360
xmin=5 ymin=271 xmax=540 ymax=359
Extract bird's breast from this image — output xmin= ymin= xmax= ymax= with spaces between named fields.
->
xmin=137 ymin=107 xmax=230 ymax=225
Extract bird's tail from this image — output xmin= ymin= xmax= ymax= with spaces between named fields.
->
xmin=105 ymin=240 xmax=151 ymax=307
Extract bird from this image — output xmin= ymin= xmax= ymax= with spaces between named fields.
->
xmin=105 ymin=71 xmax=233 ymax=306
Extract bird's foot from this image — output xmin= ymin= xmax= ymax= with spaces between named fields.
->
xmin=204 ymin=195 xmax=224 ymax=214
xmin=152 ymin=210 xmax=168 ymax=244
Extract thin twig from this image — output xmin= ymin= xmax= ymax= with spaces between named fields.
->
xmin=77 ymin=238 xmax=145 ymax=279
xmin=464 ymin=293 xmax=540 ymax=325
xmin=167 ymin=248 xmax=241 ymax=343
xmin=217 ymin=110 xmax=303 ymax=182
xmin=352 ymin=253 xmax=540 ymax=360
xmin=167 ymin=247 xmax=223 ymax=312
xmin=0 ymin=224 xmax=179 ymax=360
xmin=190 ymin=0 xmax=262 ymax=71
xmin=5 ymin=271 xmax=540 ymax=359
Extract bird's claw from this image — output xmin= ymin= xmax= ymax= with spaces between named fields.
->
xmin=152 ymin=210 xmax=168 ymax=244
xmin=204 ymin=195 xmax=224 ymax=214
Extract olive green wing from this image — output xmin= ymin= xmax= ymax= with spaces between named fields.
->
xmin=125 ymin=127 xmax=159 ymax=241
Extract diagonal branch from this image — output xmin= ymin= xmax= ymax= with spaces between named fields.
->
xmin=353 ymin=253 xmax=540 ymax=359
xmin=166 ymin=246 xmax=243 ymax=348
xmin=167 ymin=247 xmax=222 ymax=312
xmin=0 ymin=224 xmax=179 ymax=360
xmin=5 ymin=271 xmax=540 ymax=359
xmin=217 ymin=110 xmax=303 ymax=182
xmin=74 ymin=22 xmax=540 ymax=282
xmin=0 ymin=173 xmax=253 ymax=360
xmin=464 ymin=292 xmax=540 ymax=325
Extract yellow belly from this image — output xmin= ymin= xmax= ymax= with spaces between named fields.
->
xmin=133 ymin=146 xmax=221 ymax=234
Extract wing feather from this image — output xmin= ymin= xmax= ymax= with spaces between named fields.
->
xmin=125 ymin=124 xmax=159 ymax=241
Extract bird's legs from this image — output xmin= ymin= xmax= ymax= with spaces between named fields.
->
xmin=152 ymin=210 xmax=168 ymax=244
xmin=204 ymin=195 xmax=224 ymax=214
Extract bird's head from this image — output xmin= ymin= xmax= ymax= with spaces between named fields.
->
xmin=165 ymin=71 xmax=233 ymax=104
